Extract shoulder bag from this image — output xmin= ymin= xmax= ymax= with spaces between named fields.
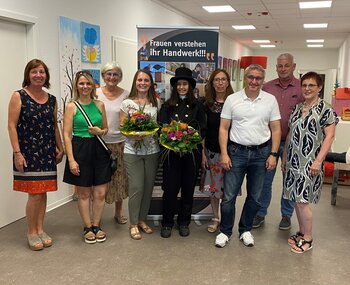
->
xmin=73 ymin=101 xmax=117 ymax=174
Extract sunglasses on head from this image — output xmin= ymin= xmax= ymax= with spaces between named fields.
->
xmin=76 ymin=70 xmax=92 ymax=78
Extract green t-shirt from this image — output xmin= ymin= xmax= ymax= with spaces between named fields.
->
xmin=73 ymin=101 xmax=102 ymax=138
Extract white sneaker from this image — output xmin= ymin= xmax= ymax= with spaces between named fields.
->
xmin=240 ymin=231 xmax=254 ymax=247
xmin=215 ymin=233 xmax=230 ymax=248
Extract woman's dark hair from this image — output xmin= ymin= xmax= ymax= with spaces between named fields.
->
xmin=301 ymin=71 xmax=324 ymax=87
xmin=22 ymin=59 xmax=50 ymax=88
xmin=167 ymin=79 xmax=196 ymax=107
xmin=129 ymin=69 xmax=157 ymax=107
xmin=205 ymin=69 xmax=234 ymax=107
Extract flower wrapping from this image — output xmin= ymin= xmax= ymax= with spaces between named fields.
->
xmin=120 ymin=105 xmax=159 ymax=136
xmin=159 ymin=120 xmax=202 ymax=155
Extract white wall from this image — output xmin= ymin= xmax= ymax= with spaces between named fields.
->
xmin=0 ymin=0 xmax=248 ymax=222
xmin=338 ymin=35 xmax=350 ymax=87
xmin=251 ymin=48 xmax=339 ymax=82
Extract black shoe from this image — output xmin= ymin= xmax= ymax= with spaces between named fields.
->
xmin=160 ymin=227 xmax=172 ymax=238
xmin=252 ymin=215 xmax=265 ymax=229
xmin=179 ymin=225 xmax=190 ymax=237
xmin=279 ymin=216 xmax=291 ymax=230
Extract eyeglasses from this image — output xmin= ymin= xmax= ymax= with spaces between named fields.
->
xmin=105 ymin=72 xmax=121 ymax=78
xmin=301 ymin=84 xmax=318 ymax=89
xmin=246 ymin=75 xmax=263 ymax=82
xmin=213 ymin=77 xmax=228 ymax=83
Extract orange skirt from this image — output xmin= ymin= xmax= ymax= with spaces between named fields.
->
xmin=13 ymin=171 xmax=57 ymax=194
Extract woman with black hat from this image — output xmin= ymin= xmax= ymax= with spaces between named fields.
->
xmin=159 ymin=66 xmax=206 ymax=238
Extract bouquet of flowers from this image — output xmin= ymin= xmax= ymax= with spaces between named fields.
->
xmin=120 ymin=105 xmax=159 ymax=136
xmin=159 ymin=120 xmax=202 ymax=156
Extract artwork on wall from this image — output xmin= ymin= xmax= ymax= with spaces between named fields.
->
xmin=223 ymin=57 xmax=228 ymax=71
xmin=217 ymin=56 xmax=222 ymax=69
xmin=59 ymin=16 xmax=102 ymax=132
xmin=81 ymin=22 xmax=101 ymax=63
xmin=83 ymin=69 xmax=101 ymax=88
xmin=228 ymin=59 xmax=233 ymax=80
xmin=232 ymin=60 xmax=237 ymax=81
xmin=59 ymin=16 xmax=81 ymax=126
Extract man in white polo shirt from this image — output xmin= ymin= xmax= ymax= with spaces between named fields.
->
xmin=215 ymin=64 xmax=281 ymax=248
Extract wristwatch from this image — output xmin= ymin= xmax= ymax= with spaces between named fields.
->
xmin=269 ymin=151 xmax=278 ymax=157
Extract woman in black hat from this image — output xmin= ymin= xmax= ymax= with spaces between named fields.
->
xmin=159 ymin=67 xmax=206 ymax=238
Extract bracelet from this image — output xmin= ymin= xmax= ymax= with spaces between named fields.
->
xmin=13 ymin=151 xmax=21 ymax=154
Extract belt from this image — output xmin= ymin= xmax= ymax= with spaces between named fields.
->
xmin=229 ymin=141 xmax=269 ymax=150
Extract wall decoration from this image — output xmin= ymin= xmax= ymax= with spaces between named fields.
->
xmin=232 ymin=60 xmax=237 ymax=81
xmin=228 ymin=59 xmax=233 ymax=80
xmin=137 ymin=26 xmax=219 ymax=99
xmin=81 ymin=22 xmax=101 ymax=63
xmin=83 ymin=69 xmax=101 ymax=88
xmin=217 ymin=56 xmax=222 ymax=69
xmin=59 ymin=16 xmax=82 ymax=128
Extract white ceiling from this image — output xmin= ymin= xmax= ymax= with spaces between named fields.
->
xmin=154 ymin=0 xmax=350 ymax=50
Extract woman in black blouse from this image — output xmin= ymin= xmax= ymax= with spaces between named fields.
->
xmin=201 ymin=69 xmax=233 ymax=233
xmin=159 ymin=67 xmax=206 ymax=238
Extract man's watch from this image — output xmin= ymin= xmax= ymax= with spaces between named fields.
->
xmin=269 ymin=151 xmax=278 ymax=157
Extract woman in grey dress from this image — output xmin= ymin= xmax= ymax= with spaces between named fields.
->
xmin=282 ymin=71 xmax=337 ymax=253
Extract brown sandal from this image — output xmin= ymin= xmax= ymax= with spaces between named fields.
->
xmin=130 ymin=225 xmax=142 ymax=240
xmin=138 ymin=222 xmax=153 ymax=234
xmin=207 ymin=218 xmax=220 ymax=233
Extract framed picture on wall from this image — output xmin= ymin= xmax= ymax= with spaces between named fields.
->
xmin=228 ymin=59 xmax=233 ymax=79
xmin=232 ymin=60 xmax=237 ymax=81
xmin=217 ymin=56 xmax=222 ymax=69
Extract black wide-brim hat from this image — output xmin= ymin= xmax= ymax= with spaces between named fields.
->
xmin=170 ymin=67 xmax=196 ymax=89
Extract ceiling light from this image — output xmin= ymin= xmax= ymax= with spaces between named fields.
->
xmin=260 ymin=45 xmax=276 ymax=48
xmin=306 ymin=39 xmax=325 ymax=43
xmin=307 ymin=44 xmax=324 ymax=48
xmin=203 ymin=5 xmax=235 ymax=13
xmin=304 ymin=23 xmax=328 ymax=28
xmin=299 ymin=1 xmax=332 ymax=9
xmin=232 ymin=25 xmax=256 ymax=30
xmin=253 ymin=40 xmax=271 ymax=43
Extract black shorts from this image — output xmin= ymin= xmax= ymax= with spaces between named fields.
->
xmin=63 ymin=136 xmax=111 ymax=187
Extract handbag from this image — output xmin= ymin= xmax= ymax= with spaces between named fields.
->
xmin=73 ymin=101 xmax=117 ymax=174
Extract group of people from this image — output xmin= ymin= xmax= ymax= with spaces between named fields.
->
xmin=8 ymin=53 xmax=339 ymax=254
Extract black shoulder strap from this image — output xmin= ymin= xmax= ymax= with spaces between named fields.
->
xmin=73 ymin=101 xmax=110 ymax=154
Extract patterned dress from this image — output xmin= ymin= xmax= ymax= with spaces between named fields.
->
xmin=283 ymin=100 xmax=337 ymax=204
xmin=13 ymin=89 xmax=58 ymax=194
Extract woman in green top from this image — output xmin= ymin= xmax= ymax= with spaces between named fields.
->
xmin=63 ymin=71 xmax=110 ymax=244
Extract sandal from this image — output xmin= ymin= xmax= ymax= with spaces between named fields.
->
xmin=291 ymin=238 xmax=313 ymax=253
xmin=91 ymin=226 xmax=106 ymax=243
xmin=28 ymin=235 xmax=44 ymax=251
xmin=114 ymin=215 xmax=128 ymax=225
xmin=207 ymin=218 xmax=220 ymax=233
xmin=138 ymin=222 xmax=153 ymax=234
xmin=130 ymin=225 xmax=142 ymax=240
xmin=38 ymin=232 xmax=53 ymax=247
xmin=288 ymin=231 xmax=304 ymax=246
xmin=83 ymin=227 xmax=96 ymax=244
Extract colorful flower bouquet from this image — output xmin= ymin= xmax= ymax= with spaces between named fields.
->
xmin=159 ymin=120 xmax=202 ymax=156
xmin=120 ymin=105 xmax=159 ymax=137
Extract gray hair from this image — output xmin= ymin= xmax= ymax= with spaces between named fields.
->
xmin=277 ymin=53 xmax=294 ymax=63
xmin=101 ymin=62 xmax=123 ymax=80
xmin=244 ymin=64 xmax=265 ymax=79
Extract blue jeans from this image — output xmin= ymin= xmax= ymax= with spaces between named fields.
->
xmin=256 ymin=141 xmax=294 ymax=218
xmin=220 ymin=144 xmax=269 ymax=237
